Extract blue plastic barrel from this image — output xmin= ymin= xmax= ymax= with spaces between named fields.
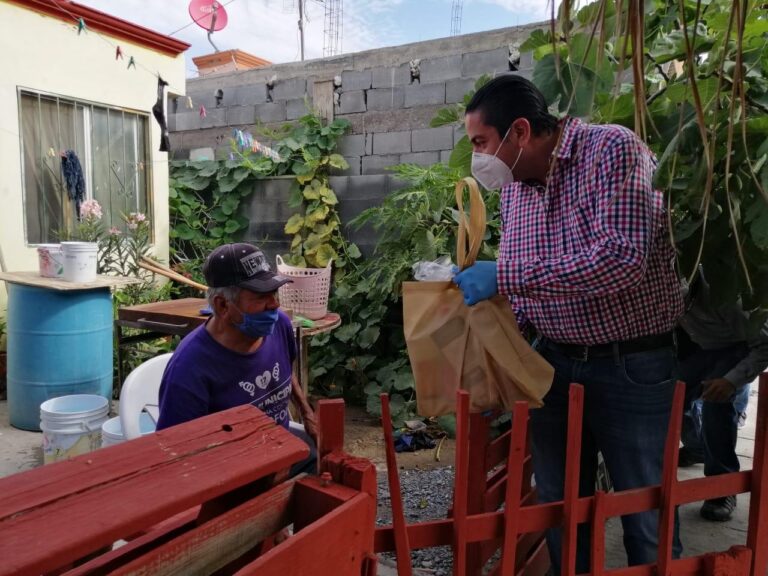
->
xmin=7 ymin=283 xmax=113 ymax=431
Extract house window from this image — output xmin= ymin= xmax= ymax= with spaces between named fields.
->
xmin=19 ymin=90 xmax=151 ymax=244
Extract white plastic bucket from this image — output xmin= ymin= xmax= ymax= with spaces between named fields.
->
xmin=40 ymin=394 xmax=109 ymax=464
xmin=62 ymin=241 xmax=98 ymax=283
xmin=37 ymin=244 xmax=64 ymax=278
xmin=101 ymin=413 xmax=156 ymax=447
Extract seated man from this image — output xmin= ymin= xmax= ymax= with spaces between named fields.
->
xmin=157 ymin=243 xmax=317 ymax=475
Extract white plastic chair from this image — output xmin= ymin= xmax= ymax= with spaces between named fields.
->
xmin=119 ymin=353 xmax=173 ymax=440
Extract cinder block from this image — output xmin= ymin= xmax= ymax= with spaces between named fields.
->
xmin=271 ymin=77 xmax=307 ymax=101
xmin=337 ymin=134 xmax=366 ymax=156
xmin=187 ymin=88 xmax=234 ymax=109
xmin=371 ymin=63 xmax=411 ymax=88
xmin=440 ymin=150 xmax=452 ymax=164
xmin=420 ymin=55 xmax=462 ymax=83
xmin=255 ymin=102 xmax=287 ymax=123
xmin=341 ymin=70 xmax=372 ymax=91
xmin=174 ymin=112 xmax=200 ymax=132
xmin=404 ymin=83 xmax=445 ymax=108
xmin=234 ymin=83 xmax=269 ymax=105
xmin=344 ymin=174 xmax=390 ymax=199
xmin=227 ymin=106 xmax=256 ymax=126
xmin=461 ymin=48 xmax=510 ymax=77
xmin=327 ymin=176 xmax=349 ymax=200
xmin=366 ymin=87 xmax=405 ymax=111
xmin=362 ymin=154 xmax=400 ymax=175
xmin=338 ymin=90 xmax=366 ymax=114
xmin=287 ymin=98 xmax=310 ymax=120
xmin=400 ymin=151 xmax=440 ymax=166
xmin=412 ymin=126 xmax=455 ymax=152
xmin=373 ymin=130 xmax=412 ymax=155
xmin=446 ymin=78 xmax=477 ymax=103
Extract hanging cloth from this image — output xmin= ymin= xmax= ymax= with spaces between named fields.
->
xmin=60 ymin=150 xmax=86 ymax=218
xmin=152 ymin=76 xmax=170 ymax=152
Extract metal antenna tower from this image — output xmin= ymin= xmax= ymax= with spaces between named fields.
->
xmin=450 ymin=0 xmax=463 ymax=36
xmin=321 ymin=0 xmax=343 ymax=57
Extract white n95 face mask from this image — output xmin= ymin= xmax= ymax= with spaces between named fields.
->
xmin=470 ymin=125 xmax=522 ymax=190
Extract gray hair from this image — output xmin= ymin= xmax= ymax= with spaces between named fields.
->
xmin=206 ymin=286 xmax=241 ymax=314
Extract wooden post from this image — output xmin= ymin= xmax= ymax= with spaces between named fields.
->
xmin=747 ymin=373 xmax=768 ymax=576
xmin=657 ymin=382 xmax=685 ymax=576
xmin=316 ymin=399 xmax=345 ymax=462
xmin=452 ymin=390 xmax=471 ymax=576
xmin=380 ymin=394 xmax=413 ymax=576
xmin=498 ymin=402 xmax=530 ymax=575
xmin=561 ymin=384 xmax=584 ymax=576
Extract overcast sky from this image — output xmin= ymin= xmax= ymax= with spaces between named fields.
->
xmin=76 ymin=0 xmax=550 ymax=77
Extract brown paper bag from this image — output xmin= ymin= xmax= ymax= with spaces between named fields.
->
xmin=403 ymin=177 xmax=554 ymax=416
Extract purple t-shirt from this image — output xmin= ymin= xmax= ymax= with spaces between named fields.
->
xmin=156 ymin=311 xmax=297 ymax=430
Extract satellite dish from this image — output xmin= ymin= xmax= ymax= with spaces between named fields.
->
xmin=189 ymin=0 xmax=228 ymax=52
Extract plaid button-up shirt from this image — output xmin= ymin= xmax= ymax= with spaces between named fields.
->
xmin=498 ymin=117 xmax=684 ymax=346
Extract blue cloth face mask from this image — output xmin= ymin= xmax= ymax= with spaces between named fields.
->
xmin=231 ymin=306 xmax=279 ymax=339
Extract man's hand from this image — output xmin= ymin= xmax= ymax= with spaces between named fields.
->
xmin=702 ymin=378 xmax=737 ymax=403
xmin=453 ymin=261 xmax=498 ymax=306
xmin=302 ymin=405 xmax=319 ymax=444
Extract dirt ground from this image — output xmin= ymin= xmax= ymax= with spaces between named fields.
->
xmin=342 ymin=404 xmax=456 ymax=471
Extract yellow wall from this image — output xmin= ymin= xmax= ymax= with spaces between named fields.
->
xmin=0 ymin=1 xmax=186 ymax=316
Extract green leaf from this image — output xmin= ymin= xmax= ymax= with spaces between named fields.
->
xmin=393 ymin=372 xmax=414 ymax=391
xmin=288 ymin=181 xmax=303 ymax=209
xmin=363 ymin=381 xmax=381 ymax=395
xmin=519 ymin=28 xmax=551 ymax=52
xmin=328 ymin=154 xmax=348 ymax=169
xmin=449 ymin=135 xmax=473 ymax=177
xmin=303 ymin=185 xmax=321 ymax=200
xmin=388 ymin=393 xmax=406 ymax=416
xmin=314 ymin=244 xmax=337 ymax=267
xmin=335 ymin=322 xmax=361 ymax=343
xmin=346 ymin=243 xmax=362 ymax=259
xmin=210 ymin=227 xmax=224 ymax=238
xmin=320 ymin=188 xmax=339 ymax=205
xmin=358 ymin=326 xmax=380 ymax=349
xmin=306 ymin=204 xmax=330 ymax=224
xmin=285 ymin=214 xmax=305 ymax=234
xmin=430 ymin=106 xmax=461 ymax=128
xmin=366 ymin=393 xmax=382 ymax=417
xmin=224 ymin=219 xmax=241 ymax=234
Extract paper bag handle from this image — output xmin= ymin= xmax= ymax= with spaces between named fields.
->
xmin=455 ymin=177 xmax=487 ymax=270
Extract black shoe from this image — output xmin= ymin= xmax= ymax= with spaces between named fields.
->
xmin=700 ymin=496 xmax=736 ymax=522
xmin=678 ymin=446 xmax=704 ymax=467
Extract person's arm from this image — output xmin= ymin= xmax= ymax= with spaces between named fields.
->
xmin=291 ymin=374 xmax=317 ymax=441
xmin=723 ymin=319 xmax=768 ymax=389
xmin=156 ymin=361 xmax=210 ymax=430
xmin=498 ymin=132 xmax=657 ymax=299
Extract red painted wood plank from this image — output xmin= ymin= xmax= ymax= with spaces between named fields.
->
xmin=105 ymin=477 xmax=299 ymax=576
xmin=292 ymin=474 xmax=362 ymax=532
xmin=485 ymin=429 xmax=511 ymax=472
xmin=0 ymin=406 xmax=307 ymax=576
xmin=561 ymin=384 xmax=584 ymax=576
xmin=380 ymin=394 xmax=413 ymax=576
xmin=703 ymin=545 xmax=752 ymax=576
xmin=466 ymin=410 xmax=492 ymax=574
xmin=499 ymin=402 xmax=529 ymax=576
xmin=235 ymin=493 xmax=374 ymax=576
xmin=515 ymin=537 xmax=550 ymax=576
xmin=452 ymin=391 xmax=472 ymax=576
xmin=0 ymin=406 xmax=299 ymax=520
xmin=747 ymin=373 xmax=768 ymax=576
xmin=590 ymin=490 xmax=607 ymax=576
xmin=657 ymin=382 xmax=685 ymax=576
xmin=316 ymin=399 xmax=345 ymax=460
xmin=319 ymin=451 xmax=377 ymax=497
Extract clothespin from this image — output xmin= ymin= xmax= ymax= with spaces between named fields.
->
xmin=47 ymin=147 xmax=56 ymax=158
xmin=138 ymin=161 xmax=145 ymax=172
xmin=127 ymin=56 xmax=136 ymax=70
xmin=115 ymin=46 xmax=123 ymax=60
xmin=186 ymin=96 xmax=193 ymax=109
xmin=77 ymin=18 xmax=86 ymax=35
xmin=199 ymin=105 xmax=207 ymax=119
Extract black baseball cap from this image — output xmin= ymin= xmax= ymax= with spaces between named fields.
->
xmin=203 ymin=243 xmax=292 ymax=294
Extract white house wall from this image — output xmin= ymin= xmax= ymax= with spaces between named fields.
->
xmin=0 ymin=1 xmax=185 ymax=313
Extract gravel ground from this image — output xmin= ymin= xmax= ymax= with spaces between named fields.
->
xmin=377 ymin=467 xmax=455 ymax=575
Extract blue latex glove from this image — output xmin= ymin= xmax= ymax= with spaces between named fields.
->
xmin=453 ymin=261 xmax=498 ymax=306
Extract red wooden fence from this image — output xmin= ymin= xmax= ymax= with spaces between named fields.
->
xmin=375 ymin=372 xmax=768 ymax=576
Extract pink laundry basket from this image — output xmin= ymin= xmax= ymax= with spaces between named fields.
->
xmin=276 ymin=255 xmax=332 ymax=320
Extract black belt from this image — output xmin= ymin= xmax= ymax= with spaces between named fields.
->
xmin=544 ymin=331 xmax=675 ymax=362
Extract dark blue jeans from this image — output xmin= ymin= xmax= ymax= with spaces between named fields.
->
xmin=530 ymin=342 xmax=680 ymax=574
xmin=679 ymin=344 xmax=749 ymax=478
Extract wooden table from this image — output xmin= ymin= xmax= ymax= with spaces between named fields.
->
xmin=116 ymin=298 xmax=341 ymax=393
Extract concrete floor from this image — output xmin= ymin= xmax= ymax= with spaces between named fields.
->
xmin=0 ymin=380 xmax=762 ymax=573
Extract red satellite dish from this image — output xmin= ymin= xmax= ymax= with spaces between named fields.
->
xmin=189 ymin=0 xmax=228 ymax=32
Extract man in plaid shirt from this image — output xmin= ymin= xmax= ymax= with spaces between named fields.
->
xmin=454 ymin=74 xmax=684 ymax=573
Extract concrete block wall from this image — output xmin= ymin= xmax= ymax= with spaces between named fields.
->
xmin=169 ymin=23 xmax=540 ymax=251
